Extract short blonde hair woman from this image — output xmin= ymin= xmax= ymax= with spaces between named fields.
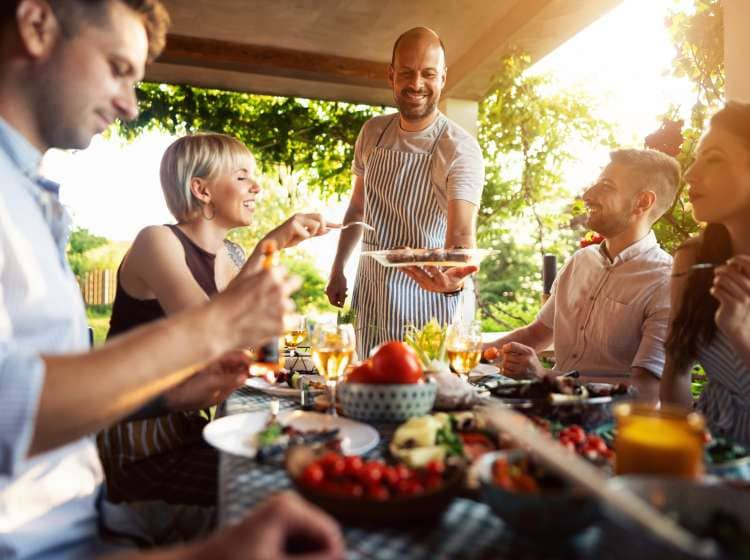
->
xmin=99 ymin=132 xmax=334 ymax=510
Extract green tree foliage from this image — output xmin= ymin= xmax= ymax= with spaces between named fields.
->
xmin=651 ymin=0 xmax=724 ymax=253
xmin=668 ymin=0 xmax=724 ymax=109
xmin=67 ymin=226 xmax=108 ymax=277
xmin=117 ymin=84 xmax=384 ymax=200
xmin=476 ymin=53 xmax=614 ymax=329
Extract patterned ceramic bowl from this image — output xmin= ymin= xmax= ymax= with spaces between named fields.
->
xmin=337 ymin=381 xmax=437 ymax=422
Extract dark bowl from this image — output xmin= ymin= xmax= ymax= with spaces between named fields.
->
xmin=486 ymin=380 xmax=633 ymax=430
xmin=476 ymin=449 xmax=601 ymax=538
xmin=286 ymin=447 xmax=463 ymax=526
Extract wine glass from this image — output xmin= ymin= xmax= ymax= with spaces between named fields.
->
xmin=446 ymin=321 xmax=483 ymax=378
xmin=283 ymin=315 xmax=307 ymax=357
xmin=311 ymin=323 xmax=355 ymax=416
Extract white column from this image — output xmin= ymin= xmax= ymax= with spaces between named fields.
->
xmin=438 ymin=97 xmax=479 ymax=138
xmin=724 ymin=0 xmax=750 ymax=102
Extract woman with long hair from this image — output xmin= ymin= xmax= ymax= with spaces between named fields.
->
xmin=661 ymin=101 xmax=750 ymax=445
xmin=98 ymin=132 xmax=332 ymax=509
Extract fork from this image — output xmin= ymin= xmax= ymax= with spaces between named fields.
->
xmin=670 ymin=262 xmax=716 ymax=278
xmin=337 ymin=221 xmax=376 ymax=232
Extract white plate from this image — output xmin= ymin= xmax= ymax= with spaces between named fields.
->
xmin=245 ymin=375 xmax=325 ymax=399
xmin=202 ymin=410 xmax=380 ymax=458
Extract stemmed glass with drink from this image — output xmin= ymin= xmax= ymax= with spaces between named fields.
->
xmin=446 ymin=321 xmax=483 ymax=378
xmin=283 ymin=315 xmax=307 ymax=357
xmin=311 ymin=323 xmax=355 ymax=416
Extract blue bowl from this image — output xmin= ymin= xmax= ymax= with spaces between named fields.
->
xmin=337 ymin=381 xmax=437 ymax=422
xmin=476 ymin=449 xmax=601 ymax=537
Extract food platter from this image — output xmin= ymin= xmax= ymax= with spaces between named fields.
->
xmin=362 ymin=248 xmax=495 ymax=268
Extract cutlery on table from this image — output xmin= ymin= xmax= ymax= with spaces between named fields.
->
xmin=671 ymin=262 xmax=716 ymax=278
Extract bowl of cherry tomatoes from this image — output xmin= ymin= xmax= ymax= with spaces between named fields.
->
xmin=476 ymin=449 xmax=601 ymax=537
xmin=286 ymin=447 xmax=463 ymax=525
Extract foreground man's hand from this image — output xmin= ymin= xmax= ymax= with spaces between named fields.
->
xmin=197 ymin=491 xmax=345 ymax=560
xmin=164 ymin=350 xmax=250 ymax=411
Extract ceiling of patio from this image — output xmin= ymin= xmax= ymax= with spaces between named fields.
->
xmin=147 ymin=0 xmax=622 ymax=106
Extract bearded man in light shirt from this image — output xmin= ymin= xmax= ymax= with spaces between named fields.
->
xmin=484 ymin=149 xmax=681 ymax=402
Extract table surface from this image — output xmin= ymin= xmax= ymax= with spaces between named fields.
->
xmin=217 ymin=387 xmax=655 ymax=560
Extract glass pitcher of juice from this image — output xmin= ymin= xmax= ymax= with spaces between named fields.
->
xmin=614 ymin=402 xmax=705 ymax=479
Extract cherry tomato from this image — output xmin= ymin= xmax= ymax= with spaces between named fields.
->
xmin=564 ymin=426 xmax=586 ymax=445
xmin=383 ymin=465 xmax=401 ymax=487
xmin=482 ymin=346 xmax=500 ymax=362
xmin=359 ymin=462 xmax=384 ymax=485
xmin=425 ymin=459 xmax=445 ymax=476
xmin=587 ymin=436 xmax=608 ymax=454
xmin=320 ymin=452 xmax=346 ymax=478
xmin=343 ymin=455 xmax=364 ymax=477
xmin=300 ymin=463 xmax=324 ymax=488
xmin=395 ymin=463 xmax=413 ymax=481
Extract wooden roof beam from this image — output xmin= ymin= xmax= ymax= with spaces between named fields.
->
xmin=444 ymin=0 xmax=554 ymax=96
xmin=156 ymin=34 xmax=389 ymax=89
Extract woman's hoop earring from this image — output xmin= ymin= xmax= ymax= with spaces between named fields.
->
xmin=201 ymin=202 xmax=215 ymax=220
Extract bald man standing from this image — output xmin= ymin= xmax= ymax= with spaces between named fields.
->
xmin=326 ymin=27 xmax=485 ymax=357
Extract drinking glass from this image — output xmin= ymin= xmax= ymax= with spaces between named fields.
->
xmin=311 ymin=323 xmax=355 ymax=415
xmin=614 ymin=402 xmax=705 ymax=479
xmin=446 ymin=321 xmax=483 ymax=377
xmin=283 ymin=315 xmax=307 ymax=356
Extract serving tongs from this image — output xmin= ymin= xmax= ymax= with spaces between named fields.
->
xmin=477 ymin=403 xmax=719 ymax=559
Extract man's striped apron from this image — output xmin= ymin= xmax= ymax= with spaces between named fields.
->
xmin=352 ymin=114 xmax=459 ymax=357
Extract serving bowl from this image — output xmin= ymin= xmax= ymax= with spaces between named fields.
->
xmin=286 ymin=446 xmax=463 ymax=526
xmin=337 ymin=381 xmax=437 ymax=422
xmin=476 ymin=449 xmax=600 ymax=537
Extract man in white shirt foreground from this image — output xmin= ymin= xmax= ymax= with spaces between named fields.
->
xmin=0 ymin=0 xmax=343 ymax=558
xmin=484 ymin=149 xmax=681 ymax=402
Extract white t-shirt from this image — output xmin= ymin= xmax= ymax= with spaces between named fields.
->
xmin=352 ymin=112 xmax=484 ymax=211
xmin=537 ymin=231 xmax=672 ymax=377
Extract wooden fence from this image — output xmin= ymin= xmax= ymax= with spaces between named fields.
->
xmin=79 ymin=269 xmax=117 ymax=305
